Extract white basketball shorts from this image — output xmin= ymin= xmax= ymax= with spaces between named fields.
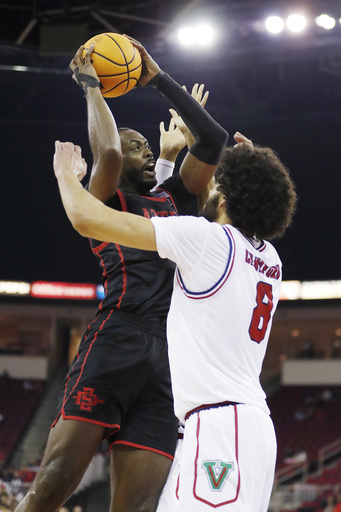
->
xmin=157 ymin=403 xmax=277 ymax=512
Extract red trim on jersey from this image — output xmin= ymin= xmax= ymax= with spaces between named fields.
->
xmin=176 ymin=474 xmax=180 ymax=500
xmin=90 ymin=243 xmax=110 ymax=310
xmin=118 ymin=187 xmax=173 ymax=205
xmin=91 ymin=241 xmax=110 ymax=254
xmin=142 ymin=194 xmax=170 ymax=203
xmin=109 ymin=440 xmax=174 ymax=460
xmin=192 ymin=405 xmax=241 ymax=507
xmin=115 ymin=244 xmax=127 ymax=309
xmin=117 ymin=189 xmax=127 ymax=211
xmin=61 ymin=309 xmax=114 ymax=413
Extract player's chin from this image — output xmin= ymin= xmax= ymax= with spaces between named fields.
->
xmin=143 ymin=176 xmax=157 ymax=189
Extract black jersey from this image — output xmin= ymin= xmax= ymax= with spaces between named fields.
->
xmin=90 ymin=173 xmax=196 ymax=324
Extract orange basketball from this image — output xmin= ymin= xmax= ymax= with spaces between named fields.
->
xmin=82 ymin=33 xmax=142 ymax=98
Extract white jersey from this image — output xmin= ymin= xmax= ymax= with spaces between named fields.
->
xmin=151 ymin=216 xmax=282 ymax=423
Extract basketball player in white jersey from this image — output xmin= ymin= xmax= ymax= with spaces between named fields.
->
xmin=53 ymin=129 xmax=296 ymax=512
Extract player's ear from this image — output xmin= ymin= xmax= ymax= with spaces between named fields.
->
xmin=218 ymin=197 xmax=226 ymax=211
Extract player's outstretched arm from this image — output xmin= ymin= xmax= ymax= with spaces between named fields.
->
xmin=125 ymin=36 xmax=228 ymax=196
xmin=53 ymin=141 xmax=156 ymax=251
xmin=70 ymin=45 xmax=122 ymax=203
xmin=169 ymin=83 xmax=209 ymax=150
xmin=152 ymin=118 xmax=185 ymax=188
xmin=159 ymin=117 xmax=186 ymax=163
xmin=154 ymin=84 xmax=209 ymax=186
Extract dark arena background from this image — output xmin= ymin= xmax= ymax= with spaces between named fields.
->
xmin=1 ymin=1 xmax=341 ymax=511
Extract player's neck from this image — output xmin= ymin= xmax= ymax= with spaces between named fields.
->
xmin=121 ymin=184 xmax=151 ymax=196
xmin=216 ymin=202 xmax=231 ymax=226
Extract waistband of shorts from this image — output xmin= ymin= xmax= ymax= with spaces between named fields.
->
xmin=185 ymin=401 xmax=240 ymax=420
xmin=98 ymin=307 xmax=167 ymax=338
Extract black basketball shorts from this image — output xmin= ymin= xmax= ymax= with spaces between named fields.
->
xmin=52 ymin=309 xmax=178 ymax=459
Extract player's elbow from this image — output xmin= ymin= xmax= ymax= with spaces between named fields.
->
xmin=71 ymin=211 xmax=93 ymax=238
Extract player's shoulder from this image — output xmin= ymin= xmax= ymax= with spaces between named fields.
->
xmin=226 ymin=225 xmax=281 ymax=265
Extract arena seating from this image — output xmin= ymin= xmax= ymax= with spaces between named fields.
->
xmin=0 ymin=377 xmax=45 ymax=464
xmin=267 ymin=385 xmax=341 ymax=470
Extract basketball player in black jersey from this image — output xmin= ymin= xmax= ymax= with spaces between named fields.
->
xmin=15 ymin=38 xmax=228 ymax=512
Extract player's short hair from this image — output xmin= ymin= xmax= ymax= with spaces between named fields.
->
xmin=215 ymin=144 xmax=297 ymax=240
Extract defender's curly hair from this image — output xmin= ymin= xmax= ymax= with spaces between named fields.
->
xmin=215 ymin=144 xmax=297 ymax=240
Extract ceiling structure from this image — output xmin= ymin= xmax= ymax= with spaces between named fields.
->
xmin=2 ymin=0 xmax=341 ymax=124
xmin=1 ymin=1 xmax=341 ymax=284
xmin=2 ymin=0 xmax=341 ymax=63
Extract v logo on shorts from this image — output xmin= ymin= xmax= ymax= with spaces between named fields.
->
xmin=73 ymin=387 xmax=105 ymax=411
xmin=202 ymin=460 xmax=234 ymax=492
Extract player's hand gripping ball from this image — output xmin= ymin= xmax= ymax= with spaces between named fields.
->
xmin=82 ymin=33 xmax=142 ymax=98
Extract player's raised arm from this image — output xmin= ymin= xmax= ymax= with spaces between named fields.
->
xmin=53 ymin=141 xmax=156 ymax=251
xmin=70 ymin=45 xmax=122 ymax=203
xmin=126 ymin=36 xmax=228 ymax=196
xmin=154 ymin=84 xmax=210 ymax=188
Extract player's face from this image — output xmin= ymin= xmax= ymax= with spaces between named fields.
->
xmin=200 ymin=184 xmax=222 ymax=222
xmin=119 ymin=130 xmax=156 ymax=192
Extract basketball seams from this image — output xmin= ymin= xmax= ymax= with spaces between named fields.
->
xmin=97 ymin=63 xmax=143 ymax=78
xmin=105 ymin=33 xmax=136 ymax=66
xmin=84 ymin=49 xmax=139 ymax=67
xmin=104 ymin=77 xmax=139 ymax=94
xmin=106 ymin=34 xmax=130 ymax=93
xmin=82 ymin=32 xmax=142 ymax=97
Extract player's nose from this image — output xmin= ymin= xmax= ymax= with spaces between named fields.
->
xmin=145 ymin=147 xmax=154 ymax=158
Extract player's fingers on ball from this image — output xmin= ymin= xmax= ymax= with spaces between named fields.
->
xmin=84 ymin=45 xmax=94 ymax=63
xmin=123 ymin=34 xmax=141 ymax=47
xmin=70 ymin=47 xmax=82 ymax=70
xmin=124 ymin=34 xmax=148 ymax=59
xmin=76 ymin=45 xmax=84 ymax=57
xmin=169 ymin=117 xmax=175 ymax=130
xmin=159 ymin=121 xmax=165 ymax=133
xmin=182 ymin=85 xmax=187 ymax=92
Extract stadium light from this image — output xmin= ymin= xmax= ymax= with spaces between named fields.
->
xmin=265 ymin=16 xmax=285 ymax=34
xmin=315 ymin=14 xmax=336 ymax=30
xmin=177 ymin=27 xmax=195 ymax=46
xmin=286 ymin=14 xmax=307 ymax=33
xmin=195 ymin=24 xmax=215 ymax=46
xmin=177 ymin=23 xmax=215 ymax=47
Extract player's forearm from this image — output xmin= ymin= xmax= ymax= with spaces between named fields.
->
xmin=87 ymin=88 xmax=121 ymax=161
xmin=154 ymin=159 xmax=175 ymax=187
xmin=86 ymin=88 xmax=122 ymax=201
xmin=149 ymin=72 xmax=228 ymax=165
